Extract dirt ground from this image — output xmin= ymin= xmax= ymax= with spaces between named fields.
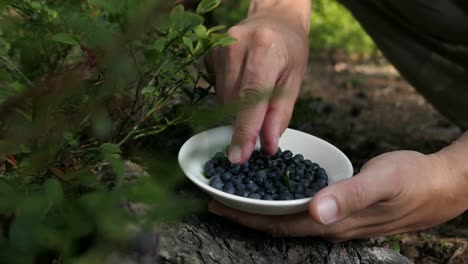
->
xmin=291 ymin=56 xmax=467 ymax=264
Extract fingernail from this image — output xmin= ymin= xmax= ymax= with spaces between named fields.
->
xmin=317 ymin=196 xmax=338 ymax=224
xmin=208 ymin=202 xmax=223 ymax=217
xmin=229 ymin=145 xmax=242 ymax=163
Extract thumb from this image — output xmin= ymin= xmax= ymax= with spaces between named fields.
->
xmin=309 ymin=164 xmax=398 ymax=225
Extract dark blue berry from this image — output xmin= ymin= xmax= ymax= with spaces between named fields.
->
xmin=291 ymin=173 xmax=301 ymax=182
xmin=301 ymin=179 xmax=311 ymax=188
xmin=279 ymin=192 xmax=292 ymax=200
xmin=295 ymin=154 xmax=304 ymax=161
xmin=246 ymin=183 xmax=259 ymax=193
xmin=272 ymin=193 xmax=279 ymax=200
xmin=305 ymin=189 xmax=316 ymax=197
xmin=247 ymin=171 xmax=256 ymax=178
xmin=264 ymin=181 xmax=274 ymax=189
xmin=221 ymin=172 xmax=233 ymax=181
xmin=231 ymin=176 xmax=243 ymax=185
xmin=215 ymin=167 xmax=225 ymax=173
xmin=236 ymin=188 xmax=250 ymax=197
xmin=294 ymin=193 xmax=305 ymax=199
xmin=223 ymin=183 xmax=236 ymax=194
xmin=268 ymin=172 xmax=278 ymax=179
xmin=230 ymin=165 xmax=241 ymax=174
xmin=209 ymin=176 xmax=224 ymax=190
xmin=263 ymin=194 xmax=274 ymax=200
xmin=258 ymin=190 xmax=266 ymax=196
xmin=243 ymin=178 xmax=254 ymax=185
xmin=205 ymin=167 xmax=215 ymax=178
xmin=292 ymin=184 xmax=304 ymax=194
xmin=266 ymin=187 xmax=277 ymax=194
xmin=316 ymin=168 xmax=328 ymax=181
xmin=282 ymin=150 xmax=293 ymax=160
xmin=248 ymin=193 xmax=261 ymax=199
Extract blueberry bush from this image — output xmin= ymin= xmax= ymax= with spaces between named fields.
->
xmin=0 ymin=0 xmax=235 ymax=262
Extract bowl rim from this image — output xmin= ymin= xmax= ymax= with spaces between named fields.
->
xmin=178 ymin=126 xmax=354 ymax=207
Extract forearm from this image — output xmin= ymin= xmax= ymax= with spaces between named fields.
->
xmin=248 ymin=0 xmax=311 ymax=32
xmin=435 ymin=131 xmax=468 ymax=209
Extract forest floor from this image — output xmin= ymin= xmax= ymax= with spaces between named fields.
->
xmin=290 ymin=56 xmax=467 ymax=264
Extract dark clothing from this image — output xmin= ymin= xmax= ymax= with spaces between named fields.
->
xmin=339 ymin=0 xmax=468 ymax=130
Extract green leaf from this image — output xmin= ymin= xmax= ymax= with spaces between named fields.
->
xmin=101 ymin=143 xmax=121 ymax=155
xmin=207 ymin=25 xmax=225 ymax=35
xmin=194 ymin=25 xmax=207 ymax=38
xmin=153 ymin=38 xmax=165 ymax=52
xmin=391 ymin=240 xmax=401 ymax=253
xmin=44 ymin=179 xmax=64 ymax=204
xmin=212 ymin=34 xmax=237 ymax=46
xmin=141 ymin=86 xmax=157 ymax=95
xmin=196 ymin=0 xmax=221 ymax=14
xmin=30 ymin=1 xmax=41 ymax=10
xmin=284 ymin=170 xmax=292 ymax=192
xmin=183 ymin=36 xmax=193 ymax=51
xmin=51 ymin=33 xmax=78 ymax=45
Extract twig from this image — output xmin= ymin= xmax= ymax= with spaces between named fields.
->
xmin=0 ymin=56 xmax=34 ymax=87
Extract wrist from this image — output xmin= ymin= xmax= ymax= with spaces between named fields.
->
xmin=432 ymin=131 xmax=468 ymax=211
xmin=248 ymin=0 xmax=311 ymax=33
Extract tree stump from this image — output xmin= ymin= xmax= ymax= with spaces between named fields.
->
xmin=154 ymin=214 xmax=413 ymax=264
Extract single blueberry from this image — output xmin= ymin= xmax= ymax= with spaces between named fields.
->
xmin=304 ymin=188 xmax=316 ymax=197
xmin=271 ymin=193 xmax=280 ymax=200
xmin=231 ymin=176 xmax=243 ymax=185
xmin=264 ymin=181 xmax=274 ymax=190
xmin=205 ymin=167 xmax=215 ymax=178
xmin=268 ymin=172 xmax=278 ymax=179
xmin=215 ymin=167 xmax=225 ymax=174
xmin=248 ymin=193 xmax=261 ymax=199
xmin=291 ymin=173 xmax=301 ymax=182
xmin=236 ymin=188 xmax=250 ymax=197
xmin=303 ymin=160 xmax=313 ymax=167
xmin=279 ymin=192 xmax=293 ymax=200
xmin=223 ymin=184 xmax=236 ymax=194
xmin=235 ymin=183 xmax=246 ymax=190
xmin=221 ymin=172 xmax=233 ymax=181
xmin=316 ymin=168 xmax=328 ymax=181
xmin=294 ymin=193 xmax=305 ymax=199
xmin=263 ymin=194 xmax=274 ymax=200
xmin=295 ymin=154 xmax=304 ymax=161
xmin=266 ymin=187 xmax=277 ymax=194
xmin=209 ymin=178 xmax=224 ymax=190
xmin=282 ymin=150 xmax=293 ymax=160
xmin=230 ymin=165 xmax=241 ymax=174
xmin=258 ymin=190 xmax=266 ymax=196
xmin=292 ymin=184 xmax=304 ymax=194
xmin=301 ymin=179 xmax=311 ymax=188
xmin=246 ymin=183 xmax=259 ymax=193
xmin=243 ymin=178 xmax=254 ymax=185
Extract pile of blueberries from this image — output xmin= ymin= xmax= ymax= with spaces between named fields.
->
xmin=204 ymin=148 xmax=329 ymax=200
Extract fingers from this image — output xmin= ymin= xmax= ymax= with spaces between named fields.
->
xmin=208 ymin=201 xmax=324 ymax=237
xmin=228 ymin=29 xmax=283 ymax=164
xmin=309 ymin=164 xmax=399 ymax=225
xmin=260 ymin=69 xmax=301 ymax=155
xmin=214 ymin=27 xmax=246 ymax=104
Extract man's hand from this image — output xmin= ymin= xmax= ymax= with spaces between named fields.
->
xmin=211 ymin=0 xmax=311 ymax=164
xmin=209 ymin=140 xmax=468 ymax=240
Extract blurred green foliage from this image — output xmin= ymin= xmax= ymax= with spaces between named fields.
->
xmin=213 ymin=0 xmax=377 ymax=55
xmin=0 ymin=0 xmax=232 ymax=262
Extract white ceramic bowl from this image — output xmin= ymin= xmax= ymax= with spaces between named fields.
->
xmin=178 ymin=126 xmax=353 ymax=215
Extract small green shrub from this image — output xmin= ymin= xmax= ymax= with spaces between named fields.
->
xmin=0 ymin=0 xmax=233 ymax=262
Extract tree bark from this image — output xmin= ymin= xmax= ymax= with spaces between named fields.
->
xmin=155 ymin=214 xmax=413 ymax=264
